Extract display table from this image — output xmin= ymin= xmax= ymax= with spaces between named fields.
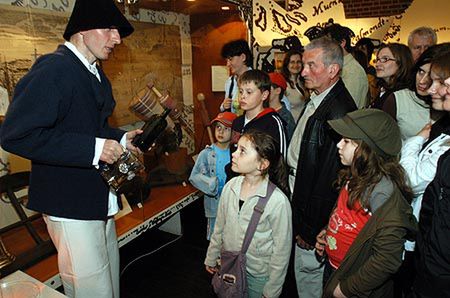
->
xmin=0 ymin=270 xmax=66 ymax=297
xmin=1 ymin=183 xmax=200 ymax=290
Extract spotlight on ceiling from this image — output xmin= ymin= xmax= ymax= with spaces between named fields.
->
xmin=116 ymin=0 xmax=139 ymax=4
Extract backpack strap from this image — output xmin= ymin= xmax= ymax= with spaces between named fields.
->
xmin=241 ymin=181 xmax=276 ymax=254
xmin=224 ymin=76 xmax=234 ymax=112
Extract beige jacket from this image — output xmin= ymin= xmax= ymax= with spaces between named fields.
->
xmin=204 ymin=176 xmax=292 ymax=298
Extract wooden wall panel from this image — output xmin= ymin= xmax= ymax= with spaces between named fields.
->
xmin=103 ymin=21 xmax=182 ymax=127
xmin=191 ymin=13 xmax=247 ymax=152
xmin=0 ymin=5 xmax=182 ymax=129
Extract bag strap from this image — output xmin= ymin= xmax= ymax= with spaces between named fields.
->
xmin=224 ymin=76 xmax=234 ymax=112
xmin=228 ymin=76 xmax=235 ymax=99
xmin=241 ymin=181 xmax=276 ymax=254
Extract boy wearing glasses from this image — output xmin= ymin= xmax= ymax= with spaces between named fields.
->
xmin=189 ymin=112 xmax=237 ymax=240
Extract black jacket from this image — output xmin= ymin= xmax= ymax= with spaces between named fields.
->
xmin=291 ymin=79 xmax=357 ymax=245
xmin=414 ymin=148 xmax=450 ymax=298
xmin=230 ymin=108 xmax=287 ymax=156
xmin=226 ymin=108 xmax=287 ymax=181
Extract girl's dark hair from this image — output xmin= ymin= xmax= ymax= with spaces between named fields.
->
xmin=281 ymin=50 xmax=308 ymax=97
xmin=430 ymin=50 xmax=450 ymax=80
xmin=242 ymin=130 xmax=290 ymax=197
xmin=410 ymin=43 xmax=450 ymax=94
xmin=336 ymin=140 xmax=413 ymax=210
xmin=355 ymin=38 xmax=375 ymax=63
xmin=352 ymin=49 xmax=368 ymax=72
xmin=377 ymin=43 xmax=414 ymax=92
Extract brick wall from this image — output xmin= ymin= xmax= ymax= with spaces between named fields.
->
xmin=342 ymin=0 xmax=413 ymax=18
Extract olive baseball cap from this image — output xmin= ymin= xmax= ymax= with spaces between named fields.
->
xmin=328 ymin=109 xmax=401 ymax=157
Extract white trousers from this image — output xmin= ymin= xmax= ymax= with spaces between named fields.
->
xmin=44 ymin=216 xmax=120 ymax=298
xmin=294 ymin=245 xmax=324 ymax=298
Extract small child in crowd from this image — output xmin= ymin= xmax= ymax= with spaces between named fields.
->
xmin=268 ymin=72 xmax=296 ymax=145
xmin=315 ymin=109 xmax=417 ymax=298
xmin=205 ymin=131 xmax=292 ymax=298
xmin=189 ymin=112 xmax=237 ymax=240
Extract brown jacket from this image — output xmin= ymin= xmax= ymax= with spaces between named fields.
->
xmin=323 ymin=188 xmax=417 ymax=298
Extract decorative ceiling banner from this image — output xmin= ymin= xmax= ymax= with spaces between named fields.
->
xmin=251 ymin=0 xmax=393 ymax=49
xmin=249 ymin=0 xmax=450 ymax=50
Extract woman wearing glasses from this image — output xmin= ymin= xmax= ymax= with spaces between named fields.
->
xmin=370 ymin=43 xmax=414 ymax=117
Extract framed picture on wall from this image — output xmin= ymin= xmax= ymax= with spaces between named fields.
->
xmin=211 ymin=65 xmax=229 ymax=92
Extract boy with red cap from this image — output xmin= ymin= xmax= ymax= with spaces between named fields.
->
xmin=269 ymin=72 xmax=296 ymax=144
xmin=189 ymin=112 xmax=237 ymax=240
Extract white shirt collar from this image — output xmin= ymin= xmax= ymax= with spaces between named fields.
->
xmin=64 ymin=41 xmax=101 ymax=81
xmin=309 ymin=80 xmax=338 ymax=109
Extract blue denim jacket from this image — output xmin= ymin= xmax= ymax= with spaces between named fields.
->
xmin=189 ymin=145 xmax=229 ymax=218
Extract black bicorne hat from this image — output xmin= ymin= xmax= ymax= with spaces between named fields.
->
xmin=63 ymin=0 xmax=134 ymax=41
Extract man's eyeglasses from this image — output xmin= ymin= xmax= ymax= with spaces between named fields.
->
xmin=375 ymin=57 xmax=397 ymax=63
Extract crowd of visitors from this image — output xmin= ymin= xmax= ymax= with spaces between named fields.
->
xmin=191 ymin=24 xmax=450 ymax=298
xmin=1 ymin=0 xmax=447 ymax=297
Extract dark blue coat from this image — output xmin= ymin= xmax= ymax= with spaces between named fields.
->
xmin=0 ymin=45 xmax=125 ymax=220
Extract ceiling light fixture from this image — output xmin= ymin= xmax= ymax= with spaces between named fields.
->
xmin=116 ymin=0 xmax=139 ymax=4
xmin=221 ymin=6 xmax=230 ymax=10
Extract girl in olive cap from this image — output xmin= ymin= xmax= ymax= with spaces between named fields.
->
xmin=315 ymin=109 xmax=417 ymax=298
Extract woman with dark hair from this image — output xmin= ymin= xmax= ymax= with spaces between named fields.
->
xmin=354 ymin=38 xmax=375 ymax=73
xmin=370 ymin=43 xmax=414 ymax=117
xmin=385 ymin=46 xmax=433 ymax=141
xmin=379 ymin=44 xmax=450 ymax=142
xmin=354 ymin=38 xmax=380 ymax=102
xmin=400 ymin=50 xmax=450 ymax=298
xmin=219 ymin=39 xmax=253 ymax=115
xmin=281 ymin=50 xmax=309 ymax=121
xmin=352 ymin=49 xmax=378 ymax=104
